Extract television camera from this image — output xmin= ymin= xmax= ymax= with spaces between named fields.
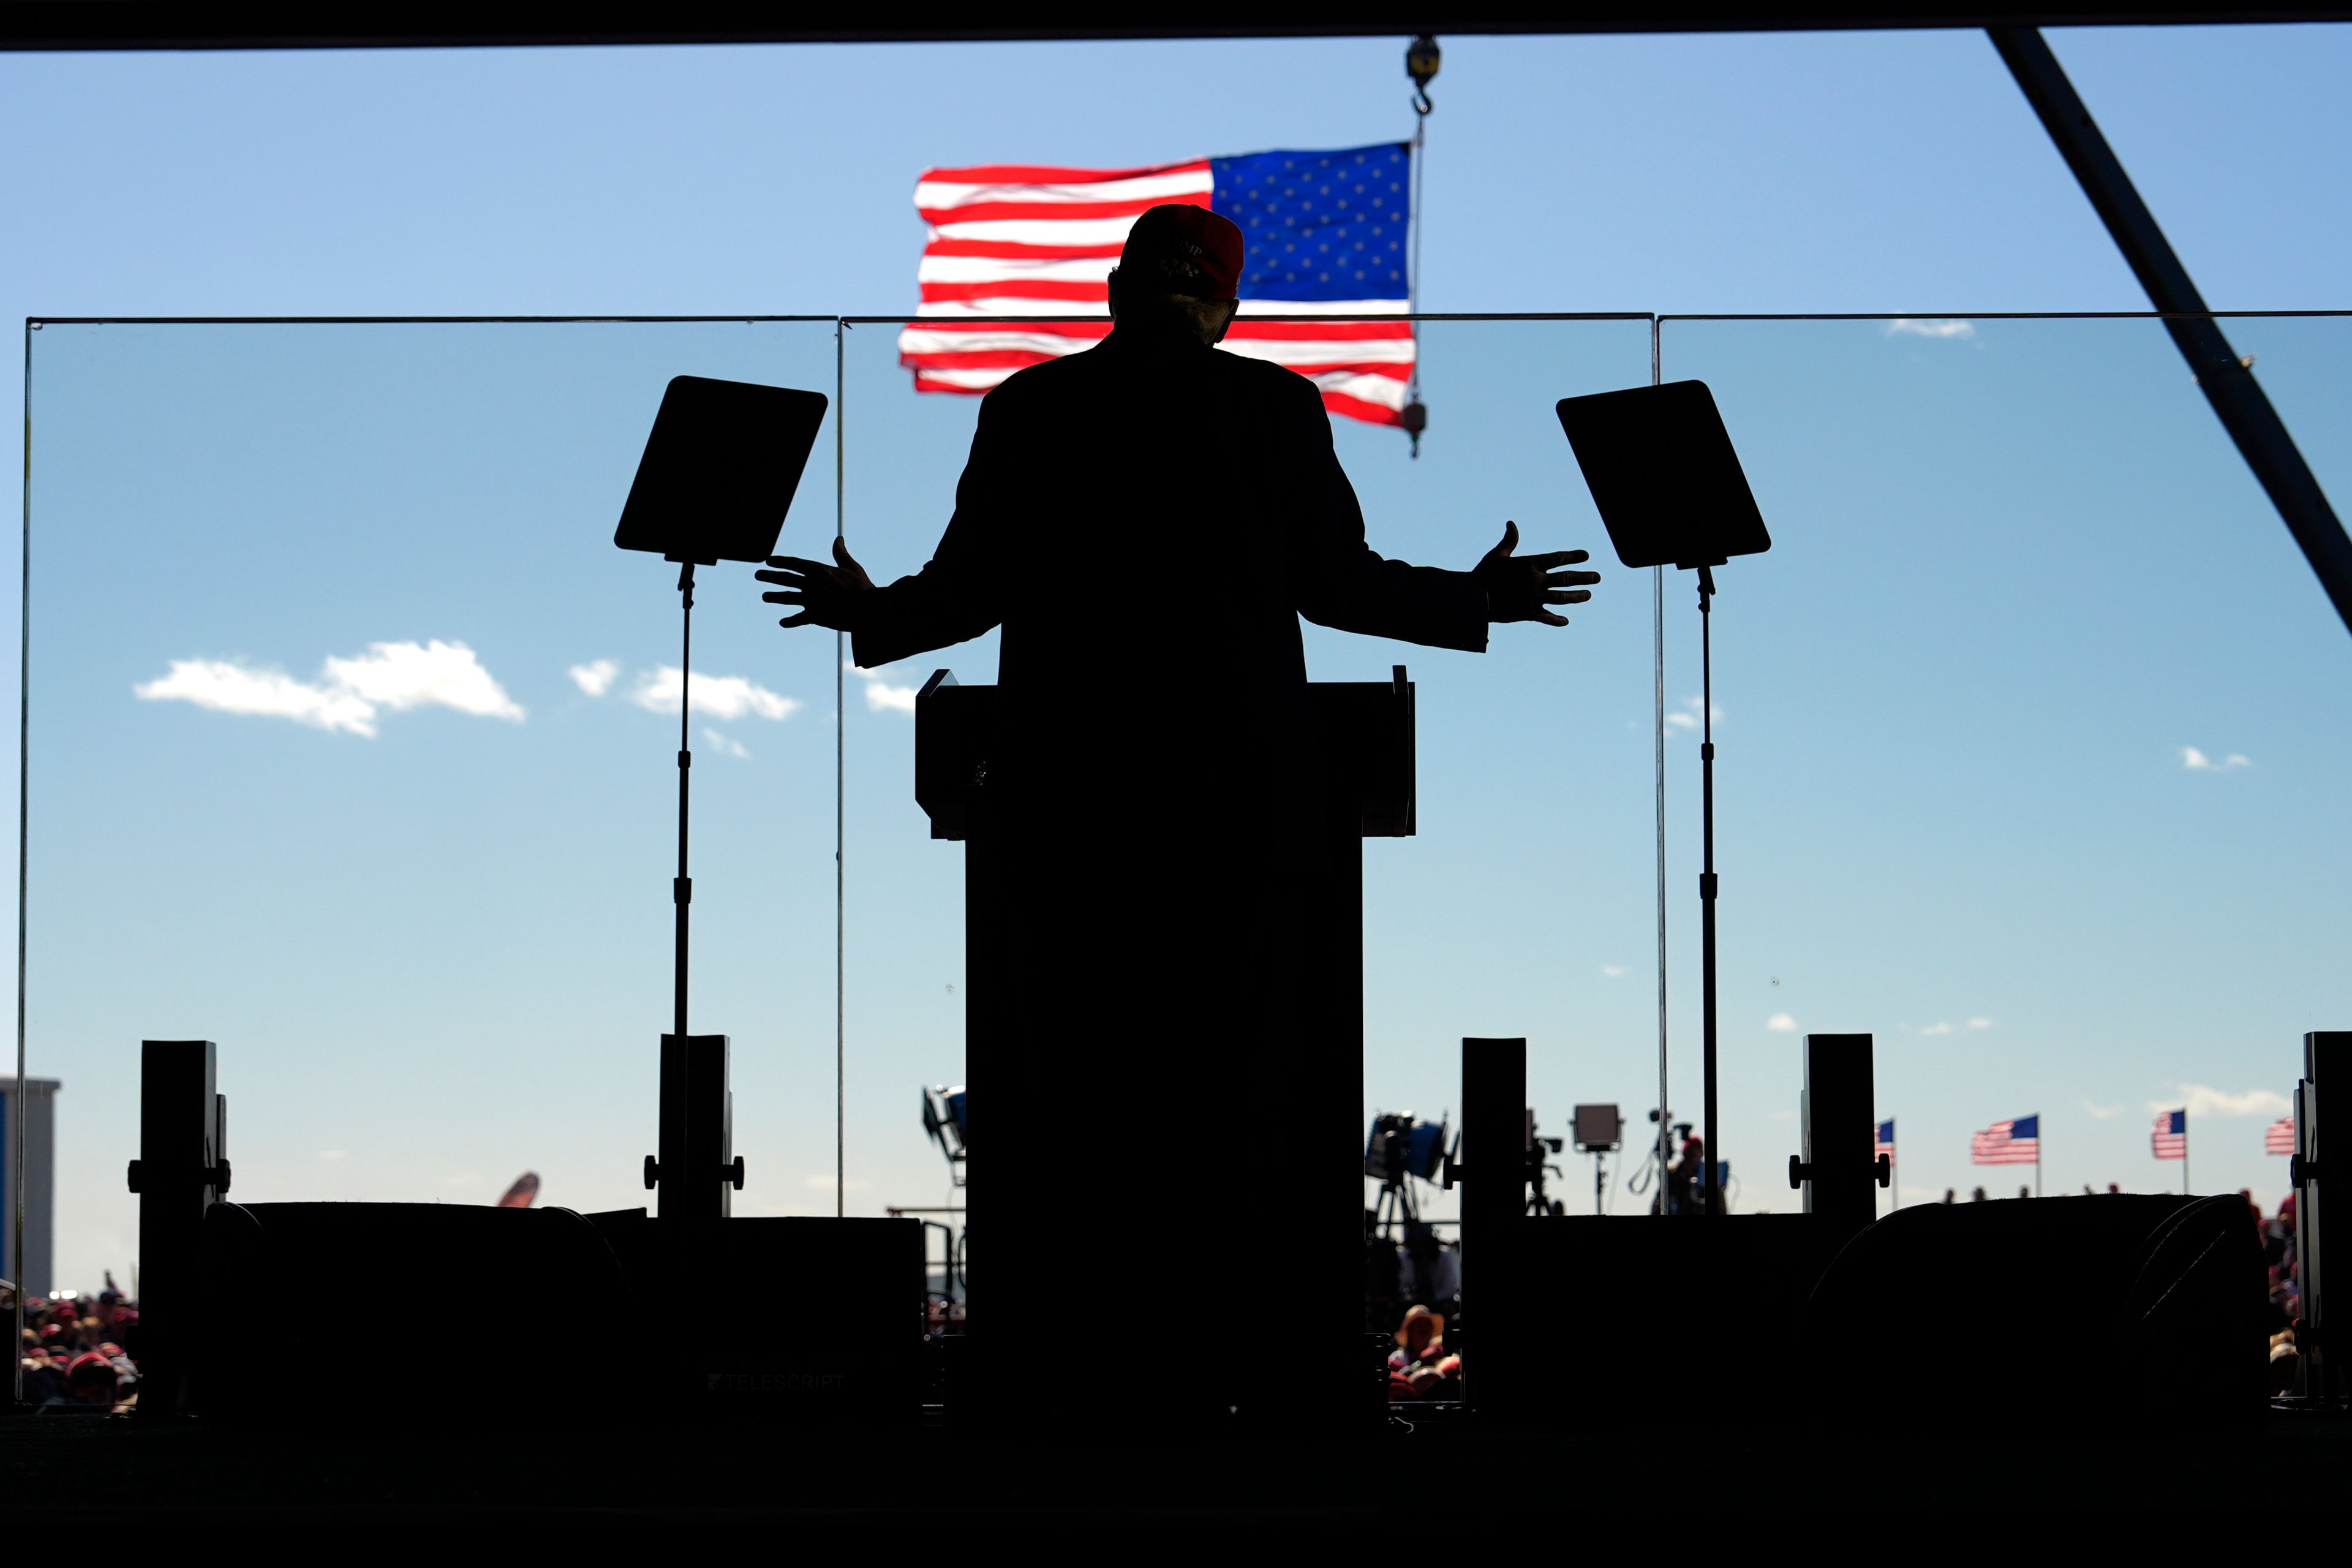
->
xmin=922 ymin=1085 xmax=967 ymax=1187
xmin=1623 ymin=1108 xmax=1733 ymax=1215
xmin=1525 ymin=1110 xmax=1567 ymax=1217
xmin=1364 ymin=1111 xmax=1454 ymax=1321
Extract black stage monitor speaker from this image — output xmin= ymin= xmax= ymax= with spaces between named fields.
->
xmin=613 ymin=375 xmax=829 ymax=565
xmin=1555 ymin=380 xmax=1770 ymax=571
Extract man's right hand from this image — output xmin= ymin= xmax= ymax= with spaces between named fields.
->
xmin=757 ymin=537 xmax=874 ymax=631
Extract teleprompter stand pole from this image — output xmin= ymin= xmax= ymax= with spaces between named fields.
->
xmin=673 ymin=560 xmax=694 ymax=1048
xmin=1561 ymin=380 xmax=1768 ymax=1222
xmin=641 ymin=560 xmax=742 ymax=1225
xmin=611 ymin=374 xmax=828 ymax=1221
xmin=1698 ymin=564 xmax=1722 ymax=1218
xmin=1555 ymin=378 xmax=1767 ymax=1222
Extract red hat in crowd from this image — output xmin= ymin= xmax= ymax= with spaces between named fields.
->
xmin=65 ymin=1351 xmax=116 ymax=1389
xmin=1118 ymin=203 xmax=1244 ymax=302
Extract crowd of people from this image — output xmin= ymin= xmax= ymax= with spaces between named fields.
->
xmin=1386 ymin=1303 xmax=1463 ymax=1403
xmin=9 ymin=1276 xmax=140 ymax=1415
xmin=2256 ymin=1193 xmax=2303 ymax=1394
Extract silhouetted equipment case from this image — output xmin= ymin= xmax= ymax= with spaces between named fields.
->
xmin=1455 ymin=1035 xmax=2268 ymax=1430
xmin=612 ymin=375 xmax=828 ymax=564
xmin=129 ymin=1039 xmax=227 ymax=1419
xmin=137 ymin=1030 xmax=920 ymax=1428
xmin=1556 ymin=380 xmax=1770 ymax=570
xmin=2299 ymin=1031 xmax=2346 ymax=1402
xmin=1795 ymin=1031 xmax=1878 ymax=1234
xmin=657 ymin=1032 xmax=738 ymax=1224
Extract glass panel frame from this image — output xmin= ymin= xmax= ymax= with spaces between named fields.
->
xmin=16 ymin=308 xmax=2351 ymax=1290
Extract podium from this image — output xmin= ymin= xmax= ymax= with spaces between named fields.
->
xmin=915 ymin=665 xmax=1416 ymax=1413
xmin=916 ymin=664 xmax=1414 ymax=1079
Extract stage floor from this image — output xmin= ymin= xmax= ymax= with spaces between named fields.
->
xmin=3 ymin=1406 xmax=2346 ymax=1523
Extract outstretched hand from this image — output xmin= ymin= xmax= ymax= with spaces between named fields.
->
xmin=1472 ymin=521 xmax=1599 ymax=627
xmin=756 ymin=537 xmax=874 ymax=631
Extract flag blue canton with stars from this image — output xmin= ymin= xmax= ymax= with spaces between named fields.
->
xmin=1210 ymin=142 xmax=1412 ymax=303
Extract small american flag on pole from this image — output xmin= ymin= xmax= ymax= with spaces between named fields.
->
xmin=1874 ymin=1119 xmax=1895 ymax=1161
xmin=900 ymin=143 xmax=1417 ymax=428
xmin=2152 ymin=1109 xmax=2187 ymax=1160
xmin=1972 ymin=1115 xmax=2040 ymax=1166
xmin=2267 ymin=1115 xmax=2297 ymax=1155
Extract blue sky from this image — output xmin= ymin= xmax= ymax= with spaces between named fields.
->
xmin=5 ymin=28 xmax=2350 ymax=1286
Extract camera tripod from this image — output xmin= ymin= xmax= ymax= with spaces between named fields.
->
xmin=1525 ymin=1132 xmax=1566 ymax=1218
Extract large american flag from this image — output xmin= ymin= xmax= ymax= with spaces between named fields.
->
xmin=2151 ymin=1109 xmax=2187 ymax=1160
xmin=899 ymin=143 xmax=1417 ymax=428
xmin=1874 ymin=1119 xmax=1896 ymax=1161
xmin=1971 ymin=1115 xmax=2040 ymax=1166
xmin=2267 ymin=1114 xmax=2297 ymax=1155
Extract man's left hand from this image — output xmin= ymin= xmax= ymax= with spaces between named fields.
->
xmin=1474 ymin=521 xmax=1599 ymax=626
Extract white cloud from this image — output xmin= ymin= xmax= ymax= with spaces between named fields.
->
xmin=568 ymin=659 xmax=620 ymax=697
xmin=1766 ymin=1012 xmax=1798 ymax=1032
xmin=1662 ymin=695 xmax=1721 ymax=733
xmin=317 ymin=1148 xmax=347 ymax=1161
xmin=1600 ymin=964 xmax=1627 ymax=979
xmin=135 ymin=639 xmax=522 ymax=738
xmin=2082 ymin=1102 xmax=2122 ymax=1120
xmin=848 ymin=662 xmax=919 ymax=715
xmin=629 ymin=666 xmax=801 ymax=722
xmin=2160 ymin=1084 xmax=2293 ymax=1118
xmin=135 ymin=659 xmax=377 ymax=734
xmin=2182 ymin=746 xmax=2251 ymax=771
xmin=1967 ymin=1017 xmax=1994 ymax=1030
xmin=1920 ymin=1021 xmax=1954 ymax=1036
xmin=1665 ymin=691 xmax=1721 ymax=728
xmin=702 ymin=727 xmax=750 ymax=760
xmin=323 ymin=641 xmax=524 ymax=722
xmin=1769 ymin=1109 xmax=1796 ymax=1122
xmin=1886 ymin=318 xmax=1977 ymax=340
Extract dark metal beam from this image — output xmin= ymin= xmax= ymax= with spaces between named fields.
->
xmin=3 ymin=3 xmax=2350 ymax=52
xmin=1992 ymin=26 xmax=2352 ymax=636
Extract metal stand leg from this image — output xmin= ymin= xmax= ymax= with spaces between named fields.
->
xmin=1698 ymin=565 xmax=1722 ymax=1218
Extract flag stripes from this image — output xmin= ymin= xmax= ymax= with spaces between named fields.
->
xmin=1971 ymin=1115 xmax=2040 ymax=1166
xmin=2267 ymin=1115 xmax=2297 ymax=1155
xmin=900 ymin=145 xmax=1417 ymax=426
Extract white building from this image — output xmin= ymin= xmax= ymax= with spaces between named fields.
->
xmin=3 ymin=1079 xmax=59 ymax=1298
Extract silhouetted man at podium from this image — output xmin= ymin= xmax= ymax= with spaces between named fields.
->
xmin=760 ymin=204 xmax=1596 ymax=1425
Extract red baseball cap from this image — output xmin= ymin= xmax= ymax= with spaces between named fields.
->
xmin=1119 ymin=204 xmax=1243 ymax=302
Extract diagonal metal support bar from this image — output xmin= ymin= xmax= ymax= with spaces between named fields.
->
xmin=1990 ymin=26 xmax=2352 ymax=636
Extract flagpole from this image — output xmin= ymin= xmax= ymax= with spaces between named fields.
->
xmin=2184 ymin=1117 xmax=2190 ymax=1195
